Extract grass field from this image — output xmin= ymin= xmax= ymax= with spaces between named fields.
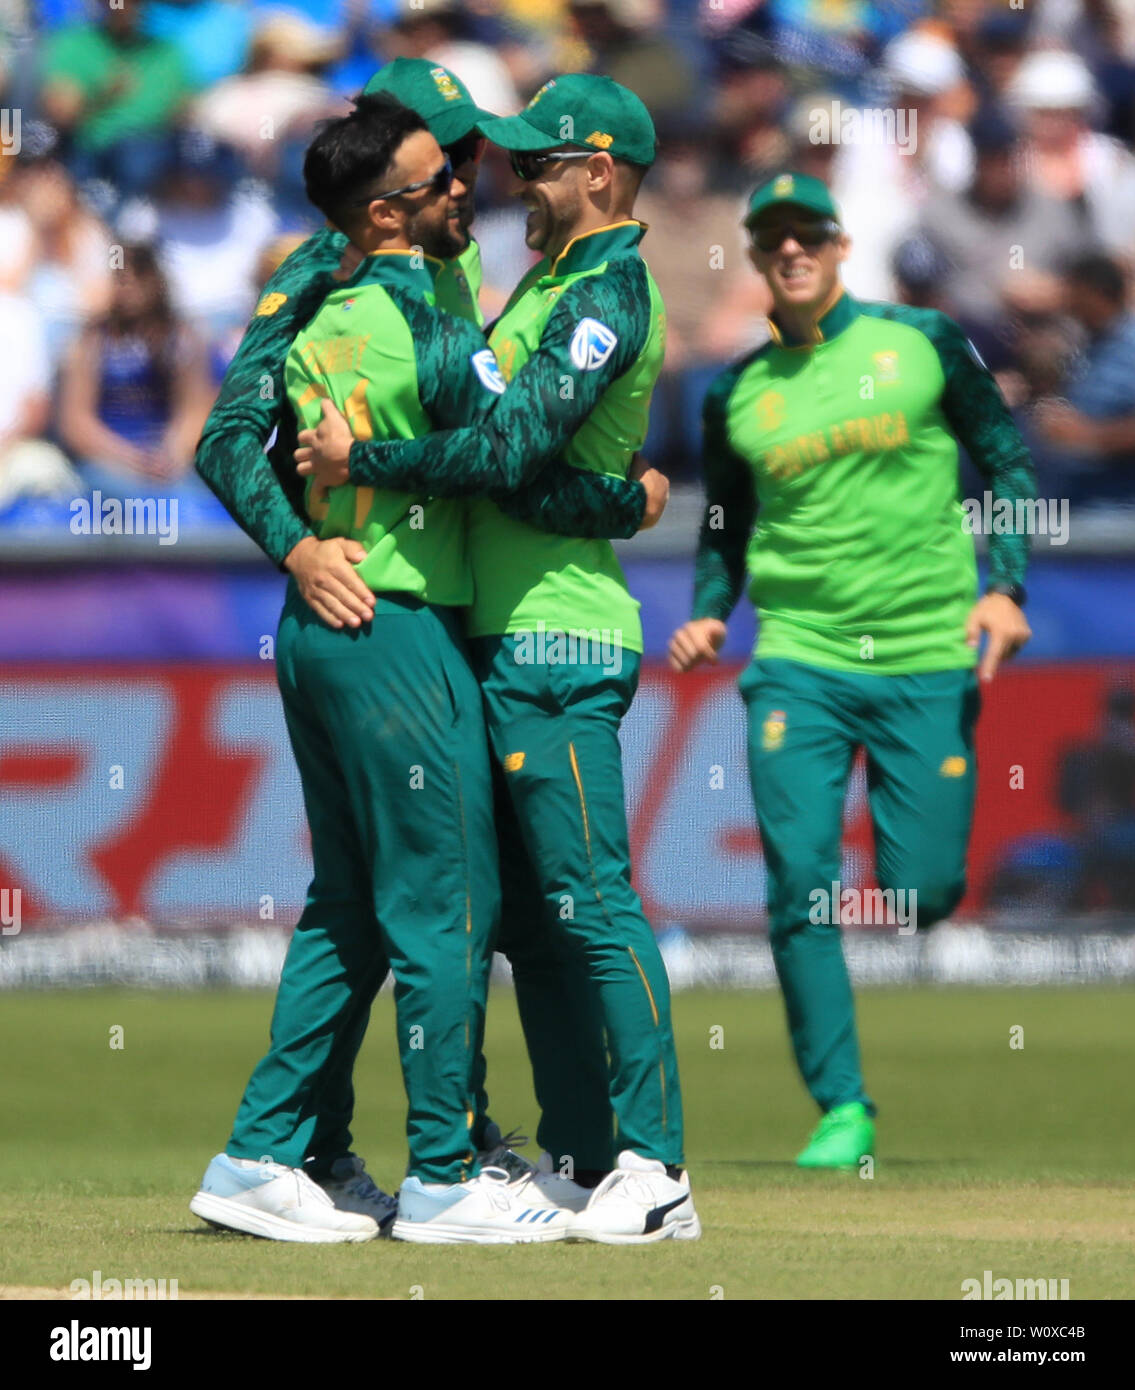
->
xmin=1 ymin=986 xmax=1132 ymax=1300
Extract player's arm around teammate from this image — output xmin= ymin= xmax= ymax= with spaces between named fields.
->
xmin=300 ymin=75 xmax=700 ymax=1245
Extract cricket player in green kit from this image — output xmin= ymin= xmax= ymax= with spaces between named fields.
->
xmin=299 ymin=75 xmax=699 ymax=1243
xmin=669 ymin=172 xmax=1035 ymax=1168
xmin=191 ymin=96 xmax=650 ymax=1245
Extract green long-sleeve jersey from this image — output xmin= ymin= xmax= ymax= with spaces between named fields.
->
xmin=195 ymin=229 xmax=643 ymax=568
xmin=692 ymin=292 xmax=1037 ymax=673
xmin=339 ymin=221 xmax=667 ymax=651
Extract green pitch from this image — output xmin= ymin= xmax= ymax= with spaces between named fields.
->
xmin=1 ymin=986 xmax=1132 ymax=1300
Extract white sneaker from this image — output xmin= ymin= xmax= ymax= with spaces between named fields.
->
xmin=477 ymin=1125 xmax=591 ymax=1213
xmin=392 ymin=1166 xmax=573 ymax=1244
xmin=190 ymin=1153 xmax=379 ymax=1243
xmin=568 ymin=1149 xmax=701 ymax=1244
xmin=311 ymin=1155 xmax=398 ymax=1235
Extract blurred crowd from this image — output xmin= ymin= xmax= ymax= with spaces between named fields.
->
xmin=2 ymin=0 xmax=1135 ymax=530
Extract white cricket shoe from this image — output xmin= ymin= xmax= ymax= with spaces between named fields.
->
xmin=392 ymin=1165 xmax=572 ymax=1244
xmin=477 ymin=1124 xmax=591 ymax=1212
xmin=568 ymin=1149 xmax=701 ymax=1244
xmin=311 ymin=1155 xmax=398 ymax=1235
xmin=190 ymin=1153 xmax=379 ymax=1243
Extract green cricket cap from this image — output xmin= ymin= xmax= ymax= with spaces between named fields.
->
xmin=362 ymin=58 xmax=498 ymax=147
xmin=479 ymin=73 xmax=656 ymax=167
xmin=744 ymin=171 xmax=840 ymax=227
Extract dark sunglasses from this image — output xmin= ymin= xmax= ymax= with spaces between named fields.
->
xmin=510 ymin=148 xmax=595 ymax=182
xmin=751 ymin=218 xmax=842 ymax=253
xmin=443 ymin=133 xmax=487 ymax=168
xmin=355 ymin=155 xmax=454 ymax=206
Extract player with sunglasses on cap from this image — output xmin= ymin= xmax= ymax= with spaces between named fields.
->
xmin=668 ymin=171 xmax=1036 ymax=1169
xmin=298 ymin=72 xmax=698 ymax=1245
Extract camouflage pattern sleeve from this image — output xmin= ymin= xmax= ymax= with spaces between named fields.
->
xmin=397 ymin=288 xmax=647 ymax=538
xmin=195 ymin=226 xmax=347 ymax=567
xmin=499 ymin=463 xmax=646 ymax=538
xmin=920 ymin=309 xmax=1038 ymax=591
xmin=347 ymin=259 xmax=652 ymax=496
xmin=692 ymin=361 xmax=758 ymax=621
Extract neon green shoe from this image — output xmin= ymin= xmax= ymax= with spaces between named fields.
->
xmin=795 ymin=1102 xmax=875 ymax=1169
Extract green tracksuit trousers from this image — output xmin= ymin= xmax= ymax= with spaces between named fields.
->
xmin=227 ymin=583 xmax=498 ymax=1184
xmin=740 ymin=656 xmax=980 ymax=1117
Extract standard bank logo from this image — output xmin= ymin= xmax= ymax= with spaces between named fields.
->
xmin=471 ymin=348 xmax=506 ymax=394
xmin=570 ymin=318 xmax=618 ymax=371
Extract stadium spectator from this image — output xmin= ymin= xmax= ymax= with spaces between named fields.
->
xmin=142 ymin=0 xmax=254 ymax=90
xmin=918 ymin=106 xmax=1084 ymax=333
xmin=17 ymin=152 xmax=113 ymax=367
xmin=1009 ymin=47 xmax=1135 ymax=262
xmin=146 ymin=128 xmax=279 ymax=336
xmin=57 ymin=243 xmax=214 ymax=499
xmin=0 ymin=287 xmax=78 ymax=510
xmin=192 ymin=10 xmax=344 ymax=177
xmin=832 ymin=27 xmax=974 ymax=301
xmin=38 ymin=0 xmax=190 ymax=197
xmin=1057 ymin=683 xmax=1135 ymax=909
xmin=1032 ymin=251 xmax=1135 ymax=507
xmin=567 ymin=0 xmax=696 ymax=123
xmin=384 ymin=0 xmax=521 ymax=113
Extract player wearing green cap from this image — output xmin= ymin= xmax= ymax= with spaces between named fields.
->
xmin=299 ymin=73 xmax=700 ymax=1244
xmin=668 ymin=171 xmax=1036 ymax=1169
xmin=192 ymin=78 xmax=652 ymax=1241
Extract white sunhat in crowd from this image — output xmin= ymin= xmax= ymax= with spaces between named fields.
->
xmin=883 ymin=28 xmax=966 ymax=97
xmin=1008 ymin=48 xmax=1098 ymax=111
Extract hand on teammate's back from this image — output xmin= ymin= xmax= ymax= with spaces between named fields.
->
xmin=284 ymin=535 xmax=376 ymax=630
xmin=965 ymin=593 xmax=1032 ymax=682
xmin=668 ymin=617 xmax=727 ymax=673
xmin=296 ymin=398 xmax=353 ymax=487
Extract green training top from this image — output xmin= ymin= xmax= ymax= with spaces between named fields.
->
xmin=692 ymin=291 xmax=1037 ymax=674
xmin=343 ymin=221 xmax=668 ymax=652
xmin=196 ymin=231 xmax=642 ymax=568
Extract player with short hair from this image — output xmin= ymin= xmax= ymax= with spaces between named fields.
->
xmin=667 ymin=172 xmax=1036 ymax=1168
xmin=300 ymin=75 xmax=700 ymax=1243
xmin=191 ymin=92 xmax=653 ymax=1245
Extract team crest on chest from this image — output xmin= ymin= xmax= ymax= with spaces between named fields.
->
xmin=872 ymin=350 xmax=901 ymax=385
xmin=755 ymin=390 xmax=786 ymax=430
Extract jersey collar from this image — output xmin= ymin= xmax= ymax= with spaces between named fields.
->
xmin=545 ymin=220 xmax=647 ymax=279
xmin=767 ymin=287 xmax=860 ymax=348
xmin=348 ymin=248 xmax=445 ymax=296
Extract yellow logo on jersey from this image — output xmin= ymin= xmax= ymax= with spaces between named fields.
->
xmin=431 ymin=67 xmax=462 ymax=102
xmin=940 ymin=756 xmax=967 ymax=777
xmin=773 ymin=173 xmax=795 ymax=198
xmin=503 ymin=752 xmax=526 ymax=772
xmin=255 ymin=292 xmax=288 ymax=317
xmin=756 ymin=390 xmax=786 ymax=431
xmin=873 ymin=350 xmax=901 ymax=385
xmin=585 ymin=131 xmax=614 ymax=149
xmin=762 ymin=710 xmax=787 ymax=751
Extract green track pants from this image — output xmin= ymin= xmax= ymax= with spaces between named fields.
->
xmin=227 ymin=583 xmax=498 ymax=1184
xmin=741 ymin=656 xmax=980 ymax=1117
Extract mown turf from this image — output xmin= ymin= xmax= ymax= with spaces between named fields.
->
xmin=1 ymin=987 xmax=1132 ymax=1300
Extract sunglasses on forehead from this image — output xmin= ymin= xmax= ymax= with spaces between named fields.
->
xmin=509 ymin=148 xmax=595 ymax=182
xmin=354 ymin=155 xmax=454 ymax=206
xmin=751 ymin=218 xmax=842 ymax=253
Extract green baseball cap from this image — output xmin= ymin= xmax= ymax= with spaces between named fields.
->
xmin=362 ymin=57 xmax=498 ymax=147
xmin=478 ymin=73 xmax=656 ymax=167
xmin=744 ymin=171 xmax=841 ymax=228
